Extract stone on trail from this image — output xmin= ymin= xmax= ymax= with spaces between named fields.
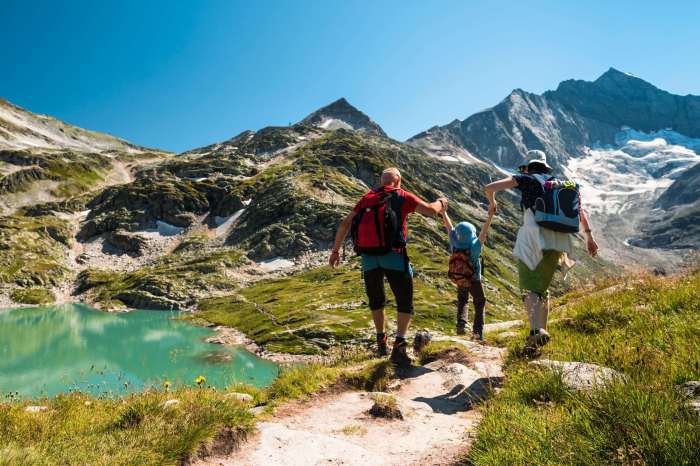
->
xmin=248 ymin=406 xmax=266 ymax=416
xmin=530 ymin=359 xmax=625 ymax=391
xmin=483 ymin=320 xmax=522 ymax=333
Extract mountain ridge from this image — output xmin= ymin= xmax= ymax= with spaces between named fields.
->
xmin=0 ymin=97 xmax=161 ymax=154
xmin=408 ymin=68 xmax=700 ymax=169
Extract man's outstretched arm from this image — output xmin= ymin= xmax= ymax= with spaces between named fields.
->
xmin=415 ymin=197 xmax=447 ymax=217
xmin=329 ymin=210 xmax=356 ymax=267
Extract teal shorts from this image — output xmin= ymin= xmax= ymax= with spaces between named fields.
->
xmin=361 ymin=251 xmax=413 ymax=276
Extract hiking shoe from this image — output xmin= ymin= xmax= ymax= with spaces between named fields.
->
xmin=456 ymin=321 xmax=467 ymax=335
xmin=525 ymin=333 xmax=538 ymax=348
xmin=377 ymin=334 xmax=388 ymax=357
xmin=390 ymin=340 xmax=413 ymax=368
xmin=534 ymin=329 xmax=550 ymax=347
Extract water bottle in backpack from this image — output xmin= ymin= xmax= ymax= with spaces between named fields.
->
xmin=531 ymin=175 xmax=581 ymax=233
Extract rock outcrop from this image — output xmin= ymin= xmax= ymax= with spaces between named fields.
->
xmin=530 ymin=359 xmax=625 ymax=391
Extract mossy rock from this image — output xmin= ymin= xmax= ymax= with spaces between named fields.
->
xmin=10 ymin=287 xmax=55 ymax=305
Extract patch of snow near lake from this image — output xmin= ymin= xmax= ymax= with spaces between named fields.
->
xmin=213 ymin=208 xmax=245 ymax=237
xmin=156 ymin=221 xmax=184 ymax=236
xmin=242 ymin=198 xmax=252 ymax=206
xmin=565 ymin=129 xmax=700 ymax=216
xmin=258 ymin=257 xmax=295 ymax=272
xmin=138 ymin=221 xmax=185 ymax=238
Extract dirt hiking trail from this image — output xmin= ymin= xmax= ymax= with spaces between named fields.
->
xmin=199 ymin=331 xmax=510 ymax=466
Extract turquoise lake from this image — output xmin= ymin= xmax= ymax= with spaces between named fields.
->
xmin=0 ymin=304 xmax=279 ymax=398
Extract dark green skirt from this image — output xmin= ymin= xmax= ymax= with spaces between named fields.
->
xmin=518 ymin=250 xmax=562 ymax=295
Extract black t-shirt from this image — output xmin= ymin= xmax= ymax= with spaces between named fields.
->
xmin=513 ymin=174 xmax=545 ymax=209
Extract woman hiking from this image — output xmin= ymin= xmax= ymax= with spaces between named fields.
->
xmin=484 ymin=150 xmax=599 ymax=349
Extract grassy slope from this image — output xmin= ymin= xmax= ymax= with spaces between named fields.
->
xmin=0 ymin=354 xmax=373 ymax=465
xmin=188 ymin=130 xmax=611 ymax=354
xmin=467 ymin=271 xmax=700 ymax=466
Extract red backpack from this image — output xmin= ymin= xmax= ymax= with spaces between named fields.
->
xmin=448 ymin=249 xmax=475 ymax=288
xmin=350 ymin=188 xmax=406 ymax=256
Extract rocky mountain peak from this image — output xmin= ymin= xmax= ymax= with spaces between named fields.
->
xmin=299 ymin=98 xmax=387 ymax=137
xmin=593 ymin=67 xmax=660 ymax=92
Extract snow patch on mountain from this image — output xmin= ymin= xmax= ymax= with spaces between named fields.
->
xmin=565 ymin=129 xmax=700 ymax=215
xmin=318 ymin=117 xmax=354 ymax=131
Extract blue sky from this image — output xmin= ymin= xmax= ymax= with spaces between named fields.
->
xmin=2 ymin=0 xmax=699 ymax=152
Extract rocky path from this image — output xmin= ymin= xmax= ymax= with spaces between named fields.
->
xmin=199 ymin=336 xmax=506 ymax=466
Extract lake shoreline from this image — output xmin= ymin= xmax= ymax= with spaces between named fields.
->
xmin=0 ymin=304 xmax=280 ymax=399
xmin=0 ymin=298 xmax=323 ymax=366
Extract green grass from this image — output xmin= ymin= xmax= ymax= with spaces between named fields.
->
xmin=0 ymin=388 xmax=255 ymax=466
xmin=417 ymin=340 xmax=471 ymax=366
xmin=344 ymin=360 xmax=396 ymax=392
xmin=466 ymin=271 xmax=700 ymax=466
xmin=9 ymin=287 xmax=55 ymax=305
xmin=0 ymin=352 xmax=378 ymax=465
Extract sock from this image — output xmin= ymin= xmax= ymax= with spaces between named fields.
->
xmin=529 ymin=330 xmax=536 ymax=336
xmin=394 ymin=336 xmax=406 ymax=345
xmin=376 ymin=332 xmax=386 ymax=342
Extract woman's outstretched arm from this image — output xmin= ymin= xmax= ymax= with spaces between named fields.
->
xmin=484 ymin=177 xmax=518 ymax=212
xmin=579 ymin=207 xmax=599 ymax=257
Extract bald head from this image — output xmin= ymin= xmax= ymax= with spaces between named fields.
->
xmin=380 ymin=167 xmax=401 ymax=187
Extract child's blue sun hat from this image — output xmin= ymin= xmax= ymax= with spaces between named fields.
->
xmin=451 ymin=221 xmax=478 ymax=249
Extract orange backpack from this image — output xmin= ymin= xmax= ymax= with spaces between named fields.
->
xmin=448 ymin=249 xmax=475 ymax=288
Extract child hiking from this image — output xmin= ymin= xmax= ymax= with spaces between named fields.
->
xmin=484 ymin=150 xmax=599 ymax=350
xmin=442 ymin=206 xmax=495 ymax=340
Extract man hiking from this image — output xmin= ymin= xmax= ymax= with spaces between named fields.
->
xmin=484 ymin=150 xmax=599 ymax=349
xmin=329 ymin=167 xmax=447 ymax=367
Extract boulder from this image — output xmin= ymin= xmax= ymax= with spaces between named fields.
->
xmin=113 ymin=290 xmax=181 ymax=310
xmin=24 ymin=405 xmax=48 ymax=413
xmin=227 ymin=392 xmax=254 ymax=404
xmin=248 ymin=406 xmax=266 ymax=416
xmin=530 ymin=359 xmax=625 ymax=391
xmin=677 ymin=381 xmax=700 ymax=415
xmin=104 ymin=230 xmax=147 ymax=255
xmin=162 ymin=399 xmax=180 ymax=409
